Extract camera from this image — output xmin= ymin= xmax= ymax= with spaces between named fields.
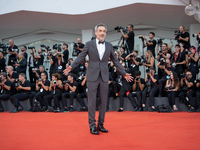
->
xmin=77 ymin=72 xmax=86 ymax=81
xmin=139 ymin=55 xmax=146 ymax=66
xmin=174 ymin=30 xmax=182 ymax=36
xmin=180 ymin=73 xmax=187 ymax=78
xmin=0 ymin=43 xmax=9 ymax=53
xmin=185 ymin=50 xmax=191 ymax=55
xmin=37 ymin=78 xmax=42 ymax=82
xmin=0 ymin=76 xmax=2 ymax=83
xmin=139 ymin=36 xmax=144 ymax=41
xmin=113 ymin=45 xmax=119 ymax=50
xmin=40 ymin=44 xmax=50 ymax=51
xmin=166 ymin=75 xmax=171 ymax=80
xmin=28 ymin=46 xmax=35 ymax=49
xmin=15 ymin=78 xmax=20 ymax=87
xmin=53 ymin=44 xmax=61 ymax=52
xmin=192 ymin=33 xmax=200 ymax=38
xmin=160 ymin=58 xmax=166 ymax=66
xmin=157 ymin=38 xmax=164 ymax=45
xmin=63 ymin=80 xmax=70 ymax=84
xmin=114 ymin=26 xmax=128 ymax=33
xmin=32 ymin=68 xmax=39 ymax=71
xmin=136 ymin=77 xmax=140 ymax=81
xmin=53 ymin=80 xmax=57 ymax=84
xmin=165 ymin=86 xmax=173 ymax=90
xmin=194 ymin=78 xmax=200 ymax=83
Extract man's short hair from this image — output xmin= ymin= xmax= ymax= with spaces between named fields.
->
xmin=149 ymin=32 xmax=155 ymax=36
xmin=162 ymin=43 xmax=168 ymax=47
xmin=63 ymin=43 xmax=68 ymax=48
xmin=41 ymin=72 xmax=47 ymax=76
xmin=68 ymin=58 xmax=73 ymax=61
xmin=135 ymin=70 xmax=141 ymax=76
xmin=175 ymin=44 xmax=180 ymax=48
xmin=68 ymin=73 xmax=74 ymax=78
xmin=39 ymin=65 xmax=45 ymax=68
xmin=0 ymin=72 xmax=7 ymax=78
xmin=23 ymin=45 xmax=27 ymax=49
xmin=128 ymin=24 xmax=134 ymax=29
xmin=19 ymin=73 xmax=26 ymax=78
xmin=95 ymin=23 xmax=107 ymax=32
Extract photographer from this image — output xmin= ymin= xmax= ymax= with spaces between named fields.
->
xmin=34 ymin=65 xmax=48 ymax=80
xmin=171 ymin=44 xmax=186 ymax=79
xmin=127 ymin=70 xmax=145 ymax=111
xmin=179 ymin=71 xmax=195 ymax=112
xmin=141 ymin=67 xmax=159 ymax=112
xmin=175 ymin=25 xmax=190 ymax=50
xmin=62 ymin=73 xmax=78 ymax=112
xmin=33 ymin=48 xmax=44 ymax=68
xmin=10 ymin=73 xmax=31 ymax=113
xmin=43 ymin=73 xmax=63 ymax=112
xmin=76 ymin=62 xmax=88 ymax=112
xmin=142 ymin=32 xmax=156 ymax=57
xmin=165 ymin=71 xmax=179 ymax=111
xmin=14 ymin=52 xmax=27 ymax=75
xmin=0 ymin=73 xmax=12 ymax=112
xmin=7 ymin=39 xmax=19 ymax=66
xmin=28 ymin=49 xmax=36 ymax=83
xmin=117 ymin=62 xmax=132 ymax=112
xmin=141 ymin=50 xmax=155 ymax=71
xmin=32 ymin=72 xmax=50 ymax=111
xmin=186 ymin=46 xmax=199 ymax=80
xmin=156 ymin=43 xmax=171 ymax=79
xmin=73 ymin=38 xmax=85 ymax=56
xmin=125 ymin=50 xmax=141 ymax=77
xmin=197 ymin=32 xmax=200 ymax=43
xmin=157 ymin=59 xmax=174 ymax=97
xmin=0 ymin=51 xmax=6 ymax=72
xmin=21 ymin=45 xmax=28 ymax=60
xmin=119 ymin=47 xmax=127 ymax=62
xmin=62 ymin=43 xmax=69 ymax=64
xmin=120 ymin=24 xmax=135 ymax=53
xmin=51 ymin=53 xmax=65 ymax=80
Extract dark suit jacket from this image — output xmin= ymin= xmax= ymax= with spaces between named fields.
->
xmin=16 ymin=58 xmax=27 ymax=73
xmin=71 ymin=40 xmax=126 ymax=82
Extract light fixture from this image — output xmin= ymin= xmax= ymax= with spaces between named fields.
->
xmin=185 ymin=0 xmax=196 ymax=16
xmin=194 ymin=8 xmax=200 ymax=21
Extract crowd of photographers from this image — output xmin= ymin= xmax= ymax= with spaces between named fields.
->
xmin=0 ymin=25 xmax=200 ymax=113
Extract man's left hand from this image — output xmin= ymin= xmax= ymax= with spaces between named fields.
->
xmin=124 ymin=73 xmax=133 ymax=82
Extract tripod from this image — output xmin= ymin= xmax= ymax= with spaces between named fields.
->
xmin=118 ymin=36 xmax=130 ymax=54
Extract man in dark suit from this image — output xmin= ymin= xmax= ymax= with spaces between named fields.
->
xmin=14 ymin=52 xmax=27 ymax=75
xmin=64 ymin=23 xmax=133 ymax=135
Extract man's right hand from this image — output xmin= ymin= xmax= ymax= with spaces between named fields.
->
xmin=63 ymin=66 xmax=72 ymax=76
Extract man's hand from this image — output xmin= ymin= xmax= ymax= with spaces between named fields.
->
xmin=124 ymin=73 xmax=133 ymax=82
xmin=63 ymin=66 xmax=72 ymax=76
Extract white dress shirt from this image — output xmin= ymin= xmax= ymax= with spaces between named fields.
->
xmin=96 ymin=39 xmax=105 ymax=60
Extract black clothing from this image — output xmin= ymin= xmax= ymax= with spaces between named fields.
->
xmin=0 ymin=58 xmax=6 ymax=72
xmin=8 ymin=45 xmax=18 ymax=66
xmin=177 ymin=31 xmax=190 ymax=49
xmin=147 ymin=39 xmax=156 ymax=57
xmin=36 ymin=55 xmax=44 ymax=68
xmin=63 ymin=50 xmax=69 ymax=64
xmin=38 ymin=80 xmax=50 ymax=95
xmin=0 ymin=80 xmax=12 ymax=95
xmin=23 ymin=52 xmax=28 ymax=60
xmin=128 ymin=57 xmax=141 ymax=77
xmin=188 ymin=53 xmax=199 ymax=79
xmin=126 ymin=31 xmax=135 ymax=52
xmin=16 ymin=58 xmax=27 ymax=75
xmin=18 ymin=80 xmax=31 ymax=94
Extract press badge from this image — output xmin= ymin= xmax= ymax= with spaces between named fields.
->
xmin=40 ymin=88 xmax=43 ymax=92
xmin=131 ymin=64 xmax=135 ymax=68
xmin=58 ymin=66 xmax=62 ymax=69
xmin=53 ymin=90 xmax=55 ymax=95
xmin=1 ymin=89 xmax=3 ymax=94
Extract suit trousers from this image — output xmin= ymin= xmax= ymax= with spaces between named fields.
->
xmin=10 ymin=93 xmax=29 ymax=108
xmin=179 ymin=90 xmax=194 ymax=107
xmin=127 ymin=91 xmax=142 ymax=108
xmin=87 ymin=75 xmax=108 ymax=128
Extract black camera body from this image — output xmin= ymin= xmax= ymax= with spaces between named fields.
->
xmin=15 ymin=78 xmax=20 ymax=87
xmin=53 ymin=44 xmax=61 ymax=52
xmin=185 ymin=50 xmax=191 ymax=55
xmin=53 ymin=80 xmax=57 ymax=84
xmin=114 ymin=26 xmax=128 ymax=33
xmin=157 ymin=38 xmax=164 ymax=44
xmin=139 ymin=36 xmax=144 ymax=41
xmin=28 ymin=46 xmax=35 ymax=49
xmin=160 ymin=58 xmax=166 ymax=66
xmin=180 ymin=73 xmax=187 ymax=78
xmin=63 ymin=80 xmax=70 ymax=84
xmin=136 ymin=77 xmax=140 ymax=81
xmin=165 ymin=86 xmax=173 ymax=90
xmin=0 ymin=43 xmax=9 ymax=53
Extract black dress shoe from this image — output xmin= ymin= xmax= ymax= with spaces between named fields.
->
xmin=97 ymin=124 xmax=108 ymax=133
xmin=137 ymin=107 xmax=142 ymax=111
xmin=69 ymin=107 xmax=74 ymax=112
xmin=10 ymin=107 xmax=18 ymax=113
xmin=149 ymin=107 xmax=155 ymax=112
xmin=90 ymin=127 xmax=99 ymax=135
xmin=142 ymin=106 xmax=148 ymax=111
xmin=134 ymin=107 xmax=139 ymax=111
xmin=118 ymin=108 xmax=123 ymax=112
xmin=18 ymin=105 xmax=24 ymax=111
xmin=189 ymin=107 xmax=195 ymax=112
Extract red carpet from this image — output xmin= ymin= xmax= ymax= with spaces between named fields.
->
xmin=0 ymin=111 xmax=200 ymax=150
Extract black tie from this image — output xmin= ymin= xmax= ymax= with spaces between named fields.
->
xmin=98 ymin=41 xmax=105 ymax=44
